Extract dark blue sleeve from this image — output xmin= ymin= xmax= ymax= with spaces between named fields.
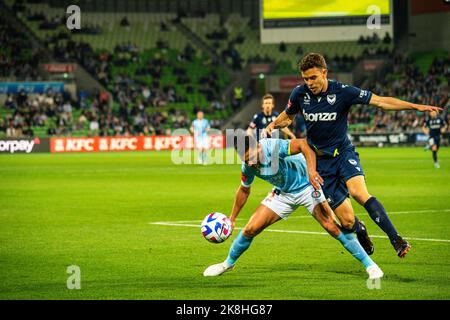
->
xmin=343 ymin=85 xmax=372 ymax=105
xmin=249 ymin=114 xmax=259 ymax=129
xmin=285 ymin=87 xmax=302 ymax=115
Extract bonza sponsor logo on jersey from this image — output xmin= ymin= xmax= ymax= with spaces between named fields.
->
xmin=302 ymin=110 xmax=337 ymax=122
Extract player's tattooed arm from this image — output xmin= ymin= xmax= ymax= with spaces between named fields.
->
xmin=369 ymin=93 xmax=443 ymax=113
xmin=230 ymin=185 xmax=251 ymax=228
xmin=262 ymin=111 xmax=295 ymax=138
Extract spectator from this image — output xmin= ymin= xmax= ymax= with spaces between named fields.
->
xmin=89 ymin=117 xmax=99 ymax=136
xmin=120 ymin=17 xmax=130 ymax=27
xmin=383 ymin=32 xmax=392 ymax=44
xmin=6 ymin=121 xmax=21 ymax=137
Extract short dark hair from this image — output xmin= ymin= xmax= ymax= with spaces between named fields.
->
xmin=298 ymin=53 xmax=327 ymax=72
xmin=262 ymin=93 xmax=275 ymax=104
xmin=232 ymin=130 xmax=256 ymax=159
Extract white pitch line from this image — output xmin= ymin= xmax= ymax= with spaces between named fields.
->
xmin=148 ymin=222 xmax=450 ymax=243
xmin=289 ymin=208 xmax=450 ymax=220
xmin=153 ymin=209 xmax=450 ymax=224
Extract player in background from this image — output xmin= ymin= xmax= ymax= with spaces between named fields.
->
xmin=190 ymin=111 xmax=210 ymax=165
xmin=422 ymin=111 xmax=447 ymax=169
xmin=247 ymin=93 xmax=296 ymax=141
xmin=203 ymin=133 xmax=384 ymax=280
xmin=262 ymin=53 xmax=443 ymax=258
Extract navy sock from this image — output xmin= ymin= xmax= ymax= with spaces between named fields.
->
xmin=432 ymin=151 xmax=437 ymax=162
xmin=364 ymin=197 xmax=399 ymax=242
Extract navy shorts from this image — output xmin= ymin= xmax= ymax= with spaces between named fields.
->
xmin=316 ymin=147 xmax=365 ymax=210
xmin=429 ymin=136 xmax=441 ymax=149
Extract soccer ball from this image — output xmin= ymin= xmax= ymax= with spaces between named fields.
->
xmin=201 ymin=212 xmax=233 ymax=243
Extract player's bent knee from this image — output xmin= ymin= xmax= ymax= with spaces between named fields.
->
xmin=243 ymin=224 xmax=262 ymax=238
xmin=340 ymin=217 xmax=355 ymax=231
xmin=349 ymin=189 xmax=370 ymax=204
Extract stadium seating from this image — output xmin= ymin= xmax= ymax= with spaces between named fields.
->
xmin=0 ymin=2 xmax=232 ymax=138
xmin=349 ymin=52 xmax=449 ymax=133
xmin=179 ymin=13 xmax=393 ymax=73
xmin=17 ymin=3 xmax=187 ymax=51
xmin=0 ymin=1 xmax=447 ymax=139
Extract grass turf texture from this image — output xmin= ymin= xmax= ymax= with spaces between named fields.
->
xmin=0 ymin=147 xmax=449 ymax=300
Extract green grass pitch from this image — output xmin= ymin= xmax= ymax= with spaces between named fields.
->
xmin=0 ymin=147 xmax=449 ymax=300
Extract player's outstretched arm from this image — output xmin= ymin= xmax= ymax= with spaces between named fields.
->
xmin=289 ymin=139 xmax=324 ymax=190
xmin=261 ymin=111 xmax=295 ymax=138
xmin=369 ymin=93 xmax=443 ymax=113
xmin=229 ymin=185 xmax=251 ymax=228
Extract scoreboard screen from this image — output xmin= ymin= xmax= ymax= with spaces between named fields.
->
xmin=263 ymin=0 xmax=390 ymax=20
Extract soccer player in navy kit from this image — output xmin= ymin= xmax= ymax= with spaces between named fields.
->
xmin=247 ymin=93 xmax=296 ymax=141
xmin=422 ymin=111 xmax=447 ymax=168
xmin=262 ymin=53 xmax=443 ymax=258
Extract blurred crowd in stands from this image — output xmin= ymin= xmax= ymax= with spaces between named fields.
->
xmin=0 ymin=4 xmax=448 ymax=139
xmin=349 ymin=53 xmax=449 ymax=133
xmin=1 ymin=48 xmax=448 ymax=138
xmin=0 ymin=89 xmax=229 ymax=138
xmin=40 ymin=35 xmax=228 ymax=135
xmin=0 ymin=12 xmax=46 ymax=80
xmin=0 ymin=89 xmax=189 ymax=137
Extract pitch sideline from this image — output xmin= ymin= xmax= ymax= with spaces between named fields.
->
xmin=149 ymin=208 xmax=450 ymax=244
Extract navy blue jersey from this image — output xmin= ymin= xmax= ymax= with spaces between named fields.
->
xmin=249 ymin=111 xmax=279 ymax=130
xmin=285 ymin=79 xmax=372 ymax=157
xmin=249 ymin=111 xmax=280 ymax=140
xmin=424 ymin=118 xmax=445 ymax=137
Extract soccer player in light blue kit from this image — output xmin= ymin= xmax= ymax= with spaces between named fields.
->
xmin=190 ymin=111 xmax=210 ymax=164
xmin=204 ymin=133 xmax=384 ymax=280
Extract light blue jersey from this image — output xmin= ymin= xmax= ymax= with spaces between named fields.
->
xmin=192 ymin=119 xmax=210 ymax=137
xmin=240 ymin=139 xmax=310 ymax=194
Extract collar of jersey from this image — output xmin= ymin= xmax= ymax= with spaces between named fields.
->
xmin=304 ymin=79 xmax=339 ymax=97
